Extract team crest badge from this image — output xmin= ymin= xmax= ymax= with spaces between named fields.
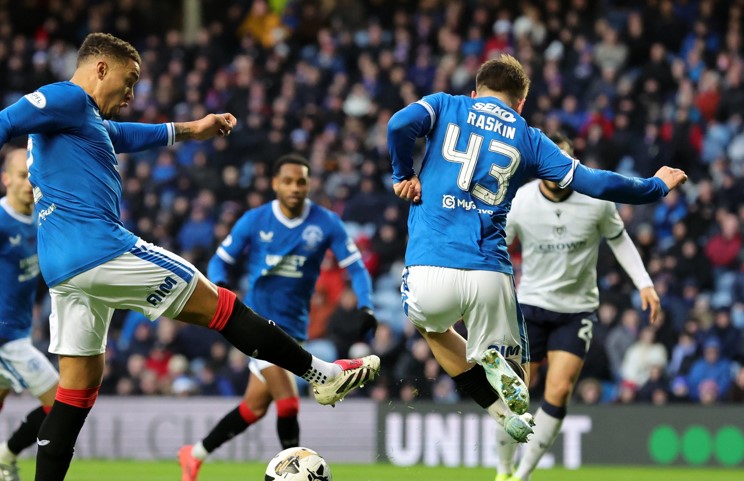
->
xmin=553 ymin=225 xmax=567 ymax=238
xmin=302 ymin=225 xmax=323 ymax=250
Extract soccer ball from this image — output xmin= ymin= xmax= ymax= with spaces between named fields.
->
xmin=264 ymin=446 xmax=332 ymax=481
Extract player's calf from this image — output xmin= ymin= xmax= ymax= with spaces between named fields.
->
xmin=35 ymin=386 xmax=99 ymax=481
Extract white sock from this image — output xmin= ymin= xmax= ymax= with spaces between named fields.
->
xmin=191 ymin=441 xmax=209 ymax=461
xmin=515 ymin=407 xmax=563 ymax=480
xmin=301 ymin=356 xmax=342 ymax=384
xmin=486 ymin=397 xmax=508 ymax=420
xmin=495 ymin=421 xmax=518 ymax=475
xmin=0 ymin=441 xmax=16 ymax=464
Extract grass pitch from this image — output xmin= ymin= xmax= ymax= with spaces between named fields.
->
xmin=15 ymin=459 xmax=744 ymax=480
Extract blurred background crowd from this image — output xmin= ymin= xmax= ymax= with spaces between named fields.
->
xmin=1 ymin=0 xmax=743 ymax=406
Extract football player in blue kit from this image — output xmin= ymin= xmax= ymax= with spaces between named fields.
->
xmin=179 ymin=154 xmax=377 ymax=481
xmin=0 ymin=149 xmax=59 ymax=481
xmin=387 ymin=55 xmax=686 ymax=443
xmin=0 ymin=33 xmax=379 ymax=481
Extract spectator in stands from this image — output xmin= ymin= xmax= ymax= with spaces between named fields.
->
xmin=706 ymin=308 xmax=742 ymax=362
xmin=687 ymin=337 xmax=733 ymax=402
xmin=606 ymin=308 xmax=641 ymax=380
xmin=705 ymin=212 xmax=742 ymax=270
xmin=621 ymin=327 xmax=668 ymax=388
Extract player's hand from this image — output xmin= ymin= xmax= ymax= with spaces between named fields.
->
xmin=654 ymin=166 xmax=688 ymax=192
xmin=186 ymin=113 xmax=237 ymax=141
xmin=393 ymin=175 xmax=422 ymax=204
xmin=357 ymin=307 xmax=378 ymax=339
xmin=640 ymin=286 xmax=661 ymax=324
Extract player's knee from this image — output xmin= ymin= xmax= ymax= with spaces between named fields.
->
xmin=276 ymin=396 xmax=300 ymax=418
xmin=238 ymin=400 xmax=266 ymax=422
xmin=546 ymin=378 xmax=574 ymax=403
xmin=55 ymin=386 xmax=99 ymax=409
xmin=413 ymin=325 xmax=429 ymax=337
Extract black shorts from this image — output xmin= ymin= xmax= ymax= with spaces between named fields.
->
xmin=521 ymin=304 xmax=597 ymax=363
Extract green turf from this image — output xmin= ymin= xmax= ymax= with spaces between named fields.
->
xmin=15 ymin=460 xmax=744 ymax=481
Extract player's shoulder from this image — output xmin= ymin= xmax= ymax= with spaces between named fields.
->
xmin=571 ymin=189 xmax=616 ymax=209
xmin=421 ymin=91 xmax=454 ymax=102
xmin=419 ymin=91 xmax=462 ymax=109
xmin=0 ymin=206 xmax=8 ymax=231
xmin=513 ymin=179 xmax=540 ymax=200
xmin=519 ymin=179 xmax=541 ymax=192
xmin=29 ymin=81 xmax=88 ymax=108
xmin=309 ymin=201 xmax=341 ymax=224
xmin=522 ymin=124 xmax=550 ymax=147
xmin=235 ymin=205 xmax=265 ymax=228
xmin=0 ymin=197 xmax=14 ymax=225
xmin=509 ymin=179 xmax=539 ymax=213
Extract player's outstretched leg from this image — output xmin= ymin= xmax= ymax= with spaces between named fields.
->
xmin=194 ymin=287 xmax=380 ymax=406
xmin=479 ymin=349 xmax=529 ymax=414
xmin=311 ymin=357 xmax=380 ymax=406
xmin=451 ymin=363 xmax=534 ymax=443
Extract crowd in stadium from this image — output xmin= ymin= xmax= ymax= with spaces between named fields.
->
xmin=2 ymin=0 xmax=743 ymax=406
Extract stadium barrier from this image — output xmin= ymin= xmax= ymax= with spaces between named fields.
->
xmin=378 ymin=401 xmax=744 ymax=468
xmin=0 ymin=397 xmax=741 ymax=467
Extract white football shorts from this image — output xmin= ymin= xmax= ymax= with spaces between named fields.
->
xmin=0 ymin=337 xmax=59 ymax=396
xmin=401 ymin=266 xmax=529 ymax=366
xmin=49 ymin=239 xmax=199 ymax=356
xmin=248 ymin=358 xmax=274 ymax=383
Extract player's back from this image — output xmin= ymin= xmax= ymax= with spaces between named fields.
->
xmin=405 ymin=93 xmax=575 ymax=274
xmin=0 ymin=197 xmax=39 ymax=340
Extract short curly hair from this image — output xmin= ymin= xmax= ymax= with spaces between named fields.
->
xmin=77 ymin=33 xmax=141 ymax=67
xmin=273 ymin=154 xmax=311 ymax=177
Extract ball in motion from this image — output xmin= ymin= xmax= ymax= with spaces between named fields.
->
xmin=264 ymin=446 xmax=332 ymax=481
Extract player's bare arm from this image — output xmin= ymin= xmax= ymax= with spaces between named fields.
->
xmin=654 ymin=166 xmax=688 ymax=191
xmin=175 ymin=113 xmax=237 ymax=141
xmin=640 ymin=286 xmax=661 ymax=324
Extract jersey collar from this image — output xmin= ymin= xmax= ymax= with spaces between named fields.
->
xmin=538 ymin=183 xmax=574 ymax=203
xmin=0 ymin=197 xmax=34 ymax=224
xmin=271 ymin=199 xmax=311 ymax=228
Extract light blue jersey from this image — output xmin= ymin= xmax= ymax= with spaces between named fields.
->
xmin=388 ymin=93 xmax=668 ymax=274
xmin=0 ymin=82 xmax=175 ymax=286
xmin=208 ymin=200 xmax=373 ymax=341
xmin=0 ymin=197 xmax=39 ymax=341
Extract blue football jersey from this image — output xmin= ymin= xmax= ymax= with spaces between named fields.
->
xmin=0 ymin=197 xmax=39 ymax=340
xmin=0 ymin=82 xmax=174 ymax=286
xmin=211 ymin=200 xmax=365 ymax=341
xmin=389 ymin=93 xmax=578 ymax=274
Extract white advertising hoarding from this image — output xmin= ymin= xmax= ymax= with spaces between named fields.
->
xmin=0 ymin=396 xmax=376 ymax=463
